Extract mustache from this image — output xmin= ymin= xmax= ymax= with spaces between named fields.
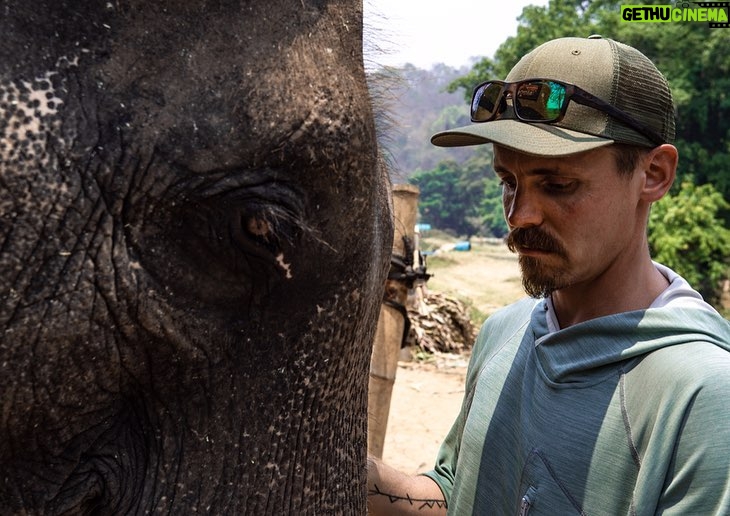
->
xmin=505 ymin=227 xmax=566 ymax=256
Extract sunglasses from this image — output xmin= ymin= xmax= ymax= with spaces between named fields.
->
xmin=470 ymin=79 xmax=665 ymax=146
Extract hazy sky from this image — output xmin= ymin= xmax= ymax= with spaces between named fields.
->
xmin=364 ymin=0 xmax=549 ymax=69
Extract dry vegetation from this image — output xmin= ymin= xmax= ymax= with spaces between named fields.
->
xmin=400 ymin=232 xmax=525 ymax=356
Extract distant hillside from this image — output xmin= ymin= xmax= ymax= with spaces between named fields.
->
xmin=369 ymin=63 xmax=477 ymax=182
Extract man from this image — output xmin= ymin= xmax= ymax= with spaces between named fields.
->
xmin=368 ymin=35 xmax=730 ymax=515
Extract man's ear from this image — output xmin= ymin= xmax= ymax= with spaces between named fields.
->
xmin=640 ymin=144 xmax=678 ymax=203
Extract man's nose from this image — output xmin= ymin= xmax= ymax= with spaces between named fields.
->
xmin=505 ymin=187 xmax=543 ymax=229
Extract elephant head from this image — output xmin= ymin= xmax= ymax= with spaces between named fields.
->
xmin=0 ymin=0 xmax=392 ymax=513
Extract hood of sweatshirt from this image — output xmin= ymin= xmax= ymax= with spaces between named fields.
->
xmin=531 ymin=302 xmax=730 ymax=386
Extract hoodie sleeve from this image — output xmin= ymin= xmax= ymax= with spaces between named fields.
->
xmin=635 ymin=339 xmax=730 ymax=515
xmin=658 ymin=355 xmax=730 ymax=514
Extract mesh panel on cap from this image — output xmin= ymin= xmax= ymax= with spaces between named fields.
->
xmin=609 ymin=39 xmax=676 ymax=144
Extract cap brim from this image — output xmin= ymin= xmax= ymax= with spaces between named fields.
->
xmin=431 ymin=119 xmax=614 ymax=157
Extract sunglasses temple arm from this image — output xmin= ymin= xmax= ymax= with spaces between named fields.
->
xmin=573 ymin=90 xmax=664 ymax=145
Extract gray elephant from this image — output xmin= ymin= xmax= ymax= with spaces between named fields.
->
xmin=0 ymin=0 xmax=393 ymax=513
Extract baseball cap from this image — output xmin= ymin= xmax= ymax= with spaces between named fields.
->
xmin=430 ymin=35 xmax=676 ymax=157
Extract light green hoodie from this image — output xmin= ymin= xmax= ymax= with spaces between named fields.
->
xmin=424 ymin=297 xmax=730 ymax=515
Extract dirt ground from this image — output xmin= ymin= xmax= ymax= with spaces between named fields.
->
xmin=381 ymin=353 xmax=469 ymax=474
xmin=378 ymin=240 xmax=523 ymax=473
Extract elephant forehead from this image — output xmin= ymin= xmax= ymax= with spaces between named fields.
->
xmin=90 ymin=9 xmax=368 ymax=171
xmin=1 ymin=1 xmax=370 ymax=174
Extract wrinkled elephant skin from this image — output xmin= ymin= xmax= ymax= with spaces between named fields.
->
xmin=0 ymin=1 xmax=392 ymax=513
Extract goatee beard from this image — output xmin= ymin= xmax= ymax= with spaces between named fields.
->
xmin=517 ymin=256 xmax=562 ymax=298
xmin=505 ymin=227 xmax=569 ymax=299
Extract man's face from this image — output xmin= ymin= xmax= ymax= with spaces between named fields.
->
xmin=493 ymin=144 xmax=644 ymax=298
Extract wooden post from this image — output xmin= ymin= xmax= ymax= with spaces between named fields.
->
xmin=368 ymin=183 xmax=420 ymax=459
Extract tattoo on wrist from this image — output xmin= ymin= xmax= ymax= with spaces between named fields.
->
xmin=369 ymin=483 xmax=447 ymax=510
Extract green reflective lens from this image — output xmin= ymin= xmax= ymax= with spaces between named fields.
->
xmin=514 ymin=81 xmax=566 ymax=121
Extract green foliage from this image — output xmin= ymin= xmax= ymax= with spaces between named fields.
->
xmin=609 ymin=22 xmax=730 ymax=203
xmin=446 ymin=56 xmax=498 ymax=103
xmin=409 ymin=161 xmax=484 ymax=237
xmin=481 ymin=176 xmax=509 ymax=238
xmin=447 ymin=0 xmax=618 ymax=102
xmin=462 ymin=146 xmax=507 ymax=237
xmin=649 ymin=182 xmax=730 ymax=302
xmin=409 ymin=146 xmax=510 ymax=238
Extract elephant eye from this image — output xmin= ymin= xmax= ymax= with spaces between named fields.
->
xmin=145 ymin=175 xmax=307 ymax=309
xmin=246 ymin=216 xmax=270 ymax=238
xmin=231 ymin=207 xmax=287 ymax=259
xmin=179 ymin=184 xmax=304 ymax=276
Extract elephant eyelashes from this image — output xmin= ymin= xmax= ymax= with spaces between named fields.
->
xmin=188 ymin=199 xmax=299 ymax=278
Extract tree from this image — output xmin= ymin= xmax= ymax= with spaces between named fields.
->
xmin=462 ymin=145 xmax=509 ymax=238
xmin=409 ymin=160 xmax=483 ymax=237
xmin=369 ymin=63 xmax=475 ymax=182
xmin=607 ymin=16 xmax=730 ymax=204
xmin=408 ymin=145 xmax=510 ymax=238
xmin=649 ymin=181 xmax=730 ymax=303
xmin=481 ymin=176 xmax=509 ymax=238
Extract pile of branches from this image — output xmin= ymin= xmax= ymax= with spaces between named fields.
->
xmin=406 ymin=291 xmax=477 ymax=354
